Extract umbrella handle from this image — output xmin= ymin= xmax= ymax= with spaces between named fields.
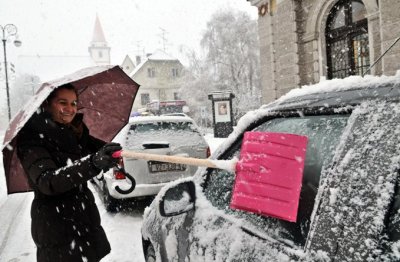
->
xmin=114 ymin=167 xmax=136 ymax=194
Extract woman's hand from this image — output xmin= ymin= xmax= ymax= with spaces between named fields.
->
xmin=92 ymin=142 xmax=122 ymax=171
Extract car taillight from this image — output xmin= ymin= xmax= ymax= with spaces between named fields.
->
xmin=206 ymin=146 xmax=211 ymax=158
xmin=113 ymin=158 xmax=126 ymax=180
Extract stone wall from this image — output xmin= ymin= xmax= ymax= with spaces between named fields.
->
xmin=379 ymin=0 xmax=400 ymax=76
xmin=249 ymin=0 xmax=400 ymax=104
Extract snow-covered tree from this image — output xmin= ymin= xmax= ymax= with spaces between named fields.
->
xmin=180 ymin=8 xmax=261 ymax=122
xmin=201 ymin=9 xmax=261 ymax=120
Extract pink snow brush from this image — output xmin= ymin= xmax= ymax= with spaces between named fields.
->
xmin=112 ymin=131 xmax=308 ymax=222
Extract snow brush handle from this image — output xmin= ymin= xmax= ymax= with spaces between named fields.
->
xmin=112 ymin=150 xmax=235 ymax=171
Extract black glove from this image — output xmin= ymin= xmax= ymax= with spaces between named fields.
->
xmin=92 ymin=142 xmax=122 ymax=171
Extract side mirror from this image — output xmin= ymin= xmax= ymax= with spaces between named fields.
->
xmin=159 ymin=181 xmax=196 ymax=217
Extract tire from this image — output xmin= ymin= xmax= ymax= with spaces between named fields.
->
xmin=145 ymin=243 xmax=156 ymax=262
xmin=102 ymin=184 xmax=120 ymax=212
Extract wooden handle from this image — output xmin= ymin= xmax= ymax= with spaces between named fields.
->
xmin=120 ymin=150 xmax=219 ymax=169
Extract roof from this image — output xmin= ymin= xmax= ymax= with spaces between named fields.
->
xmin=129 ymin=49 xmax=180 ymax=77
xmin=212 ymin=72 xmax=400 ymax=157
xmin=128 ymin=115 xmax=194 ymax=124
xmin=267 ymin=72 xmax=400 ymax=111
xmin=91 ymin=14 xmax=107 ymax=43
xmin=148 ymin=49 xmax=178 ymax=61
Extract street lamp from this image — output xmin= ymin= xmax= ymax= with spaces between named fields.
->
xmin=1 ymin=24 xmax=22 ymax=121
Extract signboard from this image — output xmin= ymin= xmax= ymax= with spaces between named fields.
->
xmin=214 ymin=101 xmax=230 ymax=123
xmin=200 ymin=106 xmax=207 ymax=118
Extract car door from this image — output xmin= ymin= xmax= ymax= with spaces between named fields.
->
xmin=180 ymin=110 xmax=351 ymax=261
xmin=306 ymin=100 xmax=400 ymax=261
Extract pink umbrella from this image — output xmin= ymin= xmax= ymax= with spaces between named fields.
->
xmin=2 ymin=65 xmax=140 ymax=194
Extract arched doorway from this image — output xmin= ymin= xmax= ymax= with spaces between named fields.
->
xmin=325 ymin=0 xmax=370 ymax=79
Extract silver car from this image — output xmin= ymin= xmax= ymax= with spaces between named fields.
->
xmin=141 ymin=74 xmax=400 ymax=261
xmin=93 ymin=115 xmax=210 ymax=212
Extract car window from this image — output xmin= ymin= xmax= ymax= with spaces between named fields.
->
xmin=203 ymin=114 xmax=349 ymax=246
xmin=125 ymin=120 xmax=204 ymax=149
xmin=129 ymin=121 xmax=196 ymax=133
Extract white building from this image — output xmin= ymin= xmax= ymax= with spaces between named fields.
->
xmin=126 ymin=50 xmax=186 ymax=112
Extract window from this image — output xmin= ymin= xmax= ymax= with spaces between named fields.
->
xmin=172 ymin=68 xmax=179 ymax=78
xmin=173 ymin=92 xmax=180 ymax=100
xmin=147 ymin=67 xmax=155 ymax=78
xmin=203 ymin=114 xmax=349 ymax=246
xmin=98 ymin=51 xmax=103 ymax=58
xmin=141 ymin=93 xmax=150 ymax=105
xmin=326 ymin=0 xmax=369 ymax=79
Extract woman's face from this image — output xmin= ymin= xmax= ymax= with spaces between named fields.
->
xmin=47 ymin=88 xmax=78 ymax=124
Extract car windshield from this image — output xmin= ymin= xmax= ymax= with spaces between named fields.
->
xmin=203 ymin=114 xmax=349 ymax=246
xmin=125 ymin=120 xmax=204 ymax=150
xmin=130 ymin=121 xmax=196 ymax=133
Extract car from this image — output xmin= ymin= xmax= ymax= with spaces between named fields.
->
xmin=92 ymin=115 xmax=210 ymax=212
xmin=141 ymin=73 xmax=400 ymax=261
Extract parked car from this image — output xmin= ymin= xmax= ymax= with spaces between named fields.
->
xmin=141 ymin=73 xmax=400 ymax=261
xmin=92 ymin=115 xmax=210 ymax=212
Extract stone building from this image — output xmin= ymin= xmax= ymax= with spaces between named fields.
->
xmin=247 ymin=0 xmax=400 ymax=103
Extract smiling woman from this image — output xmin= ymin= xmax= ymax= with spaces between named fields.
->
xmin=15 ymin=83 xmax=125 ymax=262
xmin=44 ymin=84 xmax=78 ymax=124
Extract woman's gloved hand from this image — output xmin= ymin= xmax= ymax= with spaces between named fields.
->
xmin=92 ymin=142 xmax=122 ymax=171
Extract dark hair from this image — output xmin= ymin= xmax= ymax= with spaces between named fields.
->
xmin=47 ymin=83 xmax=78 ymax=103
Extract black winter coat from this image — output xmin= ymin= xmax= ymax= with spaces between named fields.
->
xmin=17 ymin=112 xmax=111 ymax=262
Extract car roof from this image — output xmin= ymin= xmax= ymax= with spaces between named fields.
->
xmin=266 ymin=73 xmax=400 ymax=111
xmin=128 ymin=115 xmax=195 ymax=124
xmin=212 ymin=73 xmax=400 ymax=158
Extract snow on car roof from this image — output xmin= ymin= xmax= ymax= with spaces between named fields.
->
xmin=210 ymin=72 xmax=400 ymax=159
xmin=274 ymin=71 xmax=400 ymax=105
xmin=128 ymin=115 xmax=195 ymax=124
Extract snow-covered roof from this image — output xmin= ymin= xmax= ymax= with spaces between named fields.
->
xmin=91 ymin=14 xmax=107 ymax=43
xmin=148 ymin=49 xmax=178 ymax=61
xmin=129 ymin=49 xmax=179 ymax=77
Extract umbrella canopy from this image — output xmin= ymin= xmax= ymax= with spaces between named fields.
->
xmin=2 ymin=65 xmax=140 ymax=194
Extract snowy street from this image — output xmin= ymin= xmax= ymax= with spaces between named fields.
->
xmin=0 ymin=131 xmax=224 ymax=262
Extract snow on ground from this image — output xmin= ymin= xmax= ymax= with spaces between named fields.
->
xmin=0 ymin=129 xmax=225 ymax=262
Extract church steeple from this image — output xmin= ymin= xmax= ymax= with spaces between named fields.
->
xmin=88 ymin=14 xmax=110 ymax=65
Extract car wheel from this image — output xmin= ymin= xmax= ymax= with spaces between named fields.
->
xmin=145 ymin=243 xmax=156 ymax=262
xmin=102 ymin=184 xmax=119 ymax=212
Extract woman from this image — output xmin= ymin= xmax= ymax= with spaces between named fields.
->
xmin=17 ymin=84 xmax=121 ymax=262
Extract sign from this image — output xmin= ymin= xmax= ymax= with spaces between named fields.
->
xmin=200 ymin=106 xmax=207 ymax=118
xmin=214 ymin=101 xmax=230 ymax=123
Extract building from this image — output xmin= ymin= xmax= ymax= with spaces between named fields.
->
xmin=121 ymin=55 xmax=135 ymax=75
xmin=247 ymin=0 xmax=400 ymax=103
xmin=128 ymin=50 xmax=186 ymax=112
xmin=88 ymin=14 xmax=111 ymax=65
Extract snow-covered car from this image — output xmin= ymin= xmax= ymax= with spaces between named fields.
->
xmin=92 ymin=115 xmax=210 ymax=212
xmin=141 ymin=73 xmax=400 ymax=261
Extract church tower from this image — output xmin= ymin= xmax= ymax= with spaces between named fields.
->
xmin=88 ymin=14 xmax=110 ymax=65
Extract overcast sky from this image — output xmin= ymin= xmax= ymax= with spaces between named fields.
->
xmin=0 ymin=0 xmax=257 ymax=66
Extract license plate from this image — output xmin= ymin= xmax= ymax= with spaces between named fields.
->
xmin=148 ymin=161 xmax=187 ymax=173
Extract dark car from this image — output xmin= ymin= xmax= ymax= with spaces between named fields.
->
xmin=141 ymin=73 xmax=400 ymax=261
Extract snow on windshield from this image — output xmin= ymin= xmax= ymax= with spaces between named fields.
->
xmin=125 ymin=120 xmax=205 ymax=151
xmin=307 ymin=101 xmax=400 ymax=260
